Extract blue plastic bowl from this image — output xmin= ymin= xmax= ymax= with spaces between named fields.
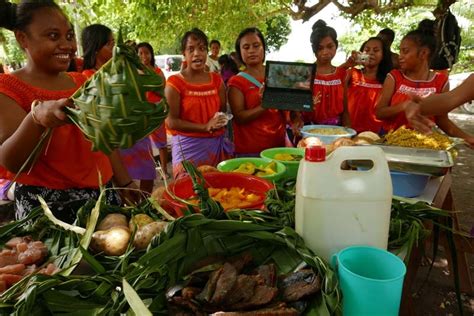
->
xmin=300 ymin=125 xmax=356 ymax=144
xmin=391 ymin=171 xmax=430 ymax=198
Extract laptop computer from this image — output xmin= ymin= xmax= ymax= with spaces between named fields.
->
xmin=262 ymin=61 xmax=316 ymax=112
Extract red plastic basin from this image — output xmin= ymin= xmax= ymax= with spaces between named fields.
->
xmin=162 ymin=172 xmax=273 ymax=217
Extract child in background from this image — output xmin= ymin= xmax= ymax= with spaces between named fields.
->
xmin=345 ymin=37 xmax=393 ymax=133
xmin=218 ymin=54 xmax=238 ymax=86
xmin=81 ymin=24 xmax=115 ymax=77
xmin=227 ymin=27 xmax=287 ymax=157
xmin=136 ymin=42 xmax=170 ymax=180
xmin=165 ymin=28 xmax=231 ymax=179
xmin=301 ymin=20 xmax=350 ymax=127
xmin=375 ymin=24 xmax=474 ymax=145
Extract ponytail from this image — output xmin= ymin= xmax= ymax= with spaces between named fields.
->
xmin=0 ymin=1 xmax=17 ymax=31
xmin=0 ymin=1 xmax=60 ymax=32
xmin=403 ymin=19 xmax=437 ymax=62
xmin=310 ymin=19 xmax=338 ymax=54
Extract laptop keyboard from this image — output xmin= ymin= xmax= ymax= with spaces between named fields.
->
xmin=263 ymin=91 xmax=313 ymax=111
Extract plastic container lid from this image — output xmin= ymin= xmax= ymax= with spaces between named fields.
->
xmin=305 ymin=146 xmax=326 ymax=162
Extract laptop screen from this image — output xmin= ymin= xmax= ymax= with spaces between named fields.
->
xmin=265 ymin=61 xmax=315 ymax=91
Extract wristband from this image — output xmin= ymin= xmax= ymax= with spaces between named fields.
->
xmin=30 ymin=99 xmax=42 ymax=125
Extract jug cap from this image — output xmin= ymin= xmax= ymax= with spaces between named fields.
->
xmin=305 ymin=145 xmax=326 ymax=162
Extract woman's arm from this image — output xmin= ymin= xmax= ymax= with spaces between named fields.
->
xmin=420 ymin=74 xmax=474 ymax=115
xmin=228 ymin=86 xmax=265 ymax=124
xmin=375 ymin=76 xmax=403 ymax=119
xmin=0 ymin=95 xmax=70 ymax=173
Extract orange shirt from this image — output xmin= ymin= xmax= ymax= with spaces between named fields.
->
xmin=346 ymin=69 xmax=383 ymax=133
xmin=166 ymin=72 xmax=224 ymax=138
xmin=227 ymin=75 xmax=286 ymax=154
xmin=146 ymin=67 xmax=164 ymax=103
xmin=303 ymin=67 xmax=347 ymax=124
xmin=82 ymin=69 xmax=95 ymax=79
xmin=383 ymin=69 xmax=448 ymax=132
xmin=0 ymin=72 xmax=113 ymax=189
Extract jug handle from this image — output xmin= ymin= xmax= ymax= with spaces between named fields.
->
xmin=331 ymin=146 xmax=386 ymax=172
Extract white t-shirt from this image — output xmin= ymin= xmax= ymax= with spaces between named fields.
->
xmin=206 ymin=56 xmax=220 ymax=73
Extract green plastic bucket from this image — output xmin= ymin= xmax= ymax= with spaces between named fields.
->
xmin=260 ymin=147 xmax=304 ymax=179
xmin=332 ymin=246 xmax=406 ymax=316
xmin=217 ymin=157 xmax=286 ymax=182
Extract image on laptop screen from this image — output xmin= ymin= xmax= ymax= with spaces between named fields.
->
xmin=266 ymin=63 xmax=312 ymax=91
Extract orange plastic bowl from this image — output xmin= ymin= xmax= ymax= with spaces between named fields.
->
xmin=162 ymin=172 xmax=273 ymax=217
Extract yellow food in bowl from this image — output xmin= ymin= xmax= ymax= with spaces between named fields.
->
xmin=307 ymin=128 xmax=348 ymax=135
xmin=187 ymin=187 xmax=262 ymax=210
xmin=232 ymin=162 xmax=277 ymax=177
xmin=274 ymin=153 xmax=303 ymax=161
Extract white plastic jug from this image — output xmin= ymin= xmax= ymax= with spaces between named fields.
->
xmin=295 ymin=146 xmax=392 ymax=262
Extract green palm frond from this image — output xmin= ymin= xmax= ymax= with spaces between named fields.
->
xmin=68 ymin=30 xmax=168 ymax=154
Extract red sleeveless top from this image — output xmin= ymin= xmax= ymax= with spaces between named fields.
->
xmin=227 ymin=74 xmax=286 ymax=154
xmin=302 ymin=67 xmax=347 ymax=124
xmin=383 ymin=69 xmax=448 ymax=131
xmin=346 ymin=69 xmax=383 ymax=133
xmin=166 ymin=72 xmax=224 ymax=138
xmin=0 ymin=72 xmax=113 ymax=189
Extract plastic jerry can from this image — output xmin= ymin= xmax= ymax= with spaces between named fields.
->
xmin=295 ymin=146 xmax=392 ymax=262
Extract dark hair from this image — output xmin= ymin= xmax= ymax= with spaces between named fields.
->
xmin=210 ymin=39 xmax=221 ymax=47
xmin=360 ymin=37 xmax=393 ymax=84
xmin=81 ymin=24 xmax=112 ymax=70
xmin=218 ymin=54 xmax=238 ymax=73
xmin=180 ymin=28 xmax=208 ymax=53
xmin=403 ymin=22 xmax=437 ymax=63
xmin=0 ymin=1 xmax=62 ymax=32
xmin=137 ymin=42 xmax=155 ymax=67
xmin=378 ymin=28 xmax=395 ymax=44
xmin=310 ymin=20 xmax=338 ymax=54
xmin=235 ymin=27 xmax=266 ymax=65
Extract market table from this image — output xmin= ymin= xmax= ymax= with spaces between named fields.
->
xmin=400 ymin=171 xmax=474 ymax=315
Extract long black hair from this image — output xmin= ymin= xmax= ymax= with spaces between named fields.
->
xmin=0 ymin=0 xmax=62 ymax=32
xmin=180 ymin=28 xmax=208 ymax=53
xmin=360 ymin=37 xmax=393 ymax=83
xmin=310 ymin=19 xmax=338 ymax=54
xmin=234 ymin=27 xmax=266 ymax=66
xmin=81 ymin=24 xmax=112 ymax=70
xmin=137 ymin=42 xmax=155 ymax=67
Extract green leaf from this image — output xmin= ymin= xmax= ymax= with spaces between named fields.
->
xmin=122 ymin=278 xmax=152 ymax=316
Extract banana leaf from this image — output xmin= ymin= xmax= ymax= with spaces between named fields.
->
xmin=125 ymin=214 xmax=342 ymax=315
xmin=68 ymin=30 xmax=168 ymax=154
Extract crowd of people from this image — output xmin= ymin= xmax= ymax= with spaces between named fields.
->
xmin=0 ymin=0 xmax=472 ymax=222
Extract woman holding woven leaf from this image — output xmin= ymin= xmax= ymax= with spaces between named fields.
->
xmin=0 ymin=2 xmax=136 ymax=222
xmin=165 ymin=28 xmax=231 ymax=179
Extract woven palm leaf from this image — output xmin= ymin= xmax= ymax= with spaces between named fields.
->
xmin=68 ymin=31 xmax=168 ymax=154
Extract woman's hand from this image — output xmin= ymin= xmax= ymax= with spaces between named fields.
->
xmin=290 ymin=112 xmax=304 ymax=137
xmin=32 ymin=98 xmax=73 ymax=128
xmin=206 ymin=113 xmax=228 ymax=133
xmin=118 ymin=180 xmax=143 ymax=206
xmin=405 ymin=96 xmax=435 ymax=134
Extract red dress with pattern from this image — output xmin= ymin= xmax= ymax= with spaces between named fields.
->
xmin=302 ymin=67 xmax=347 ymax=125
xmin=0 ymin=72 xmax=113 ymax=189
xmin=227 ymin=75 xmax=286 ymax=155
xmin=382 ymin=69 xmax=448 ymax=132
xmin=167 ymin=73 xmax=231 ymax=178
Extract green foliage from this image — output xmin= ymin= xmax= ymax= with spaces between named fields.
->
xmin=338 ymin=1 xmax=474 ymax=73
